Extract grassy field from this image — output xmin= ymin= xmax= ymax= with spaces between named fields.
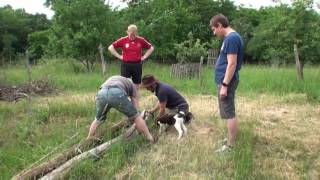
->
xmin=0 ymin=59 xmax=319 ymax=179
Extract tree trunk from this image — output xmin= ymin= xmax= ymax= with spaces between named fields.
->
xmin=11 ymin=120 xmax=127 ymax=180
xmin=99 ymin=43 xmax=106 ymax=77
xmin=294 ymin=44 xmax=303 ymax=80
xmin=85 ymin=59 xmax=90 ymax=72
xmin=39 ymin=111 xmax=152 ymax=180
xmin=39 ymin=126 xmax=136 ymax=180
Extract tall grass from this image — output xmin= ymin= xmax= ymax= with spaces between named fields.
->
xmin=1 ymin=59 xmax=319 ymax=100
xmin=0 ymin=59 xmax=319 ymax=179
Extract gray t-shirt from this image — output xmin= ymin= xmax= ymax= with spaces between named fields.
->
xmin=101 ymin=75 xmax=137 ymax=98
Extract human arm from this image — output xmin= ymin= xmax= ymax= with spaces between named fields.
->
xmin=141 ymin=46 xmax=154 ymax=61
xmin=220 ymin=54 xmax=237 ymax=98
xmin=108 ymin=45 xmax=122 ymax=60
xmin=87 ymin=119 xmax=100 ymax=139
xmin=156 ymin=101 xmax=166 ymax=119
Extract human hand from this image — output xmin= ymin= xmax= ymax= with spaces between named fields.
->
xmin=219 ymin=85 xmax=228 ymax=99
xmin=145 ymin=110 xmax=154 ymax=118
xmin=87 ymin=133 xmax=95 ymax=139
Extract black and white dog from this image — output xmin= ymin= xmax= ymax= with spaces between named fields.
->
xmin=157 ymin=111 xmax=193 ymax=139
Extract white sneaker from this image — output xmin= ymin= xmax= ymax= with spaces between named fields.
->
xmin=215 ymin=145 xmax=232 ymax=153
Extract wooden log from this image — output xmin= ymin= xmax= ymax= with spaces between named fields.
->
xmin=11 ymin=120 xmax=127 ymax=180
xmin=39 ymin=126 xmax=136 ymax=180
xmin=39 ymin=111 xmax=152 ymax=180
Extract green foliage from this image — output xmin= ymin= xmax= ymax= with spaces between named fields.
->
xmin=2 ymin=0 xmax=320 ymax=65
xmin=0 ymin=6 xmax=50 ymax=64
xmin=246 ymin=1 xmax=320 ymax=65
xmin=174 ymin=32 xmax=208 ymax=63
xmin=45 ymin=0 xmax=119 ymax=71
xmin=28 ymin=30 xmax=50 ymax=61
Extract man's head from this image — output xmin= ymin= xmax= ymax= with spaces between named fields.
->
xmin=127 ymin=24 xmax=138 ymax=40
xmin=210 ymin=14 xmax=229 ymax=38
xmin=141 ymin=74 xmax=159 ymax=92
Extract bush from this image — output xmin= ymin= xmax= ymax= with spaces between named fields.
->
xmin=174 ymin=32 xmax=208 ymax=63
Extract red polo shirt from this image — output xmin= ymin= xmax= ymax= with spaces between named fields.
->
xmin=112 ymin=36 xmax=152 ymax=62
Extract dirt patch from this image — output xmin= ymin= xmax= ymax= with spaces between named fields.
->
xmin=0 ymin=79 xmax=57 ymax=102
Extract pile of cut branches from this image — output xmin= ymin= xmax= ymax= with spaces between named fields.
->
xmin=0 ymin=79 xmax=57 ymax=102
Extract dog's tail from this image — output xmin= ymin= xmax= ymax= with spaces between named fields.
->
xmin=183 ymin=112 xmax=193 ymax=124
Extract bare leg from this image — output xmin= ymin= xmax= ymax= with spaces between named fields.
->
xmin=133 ymin=116 xmax=154 ymax=142
xmin=227 ymin=117 xmax=237 ymax=146
xmin=87 ymin=119 xmax=101 ymax=139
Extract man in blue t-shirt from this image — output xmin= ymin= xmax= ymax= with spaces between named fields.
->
xmin=210 ymin=14 xmax=244 ymax=152
xmin=141 ymin=74 xmax=189 ymax=120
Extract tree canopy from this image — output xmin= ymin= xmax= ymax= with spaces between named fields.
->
xmin=1 ymin=0 xmax=320 ymax=66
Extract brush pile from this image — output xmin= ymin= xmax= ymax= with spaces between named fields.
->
xmin=0 ymin=79 xmax=57 ymax=102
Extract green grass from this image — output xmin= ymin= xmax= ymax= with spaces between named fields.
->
xmin=233 ymin=122 xmax=255 ymax=180
xmin=1 ymin=59 xmax=319 ymax=99
xmin=0 ymin=59 xmax=319 ymax=179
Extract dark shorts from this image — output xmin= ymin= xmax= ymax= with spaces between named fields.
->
xmin=169 ymin=103 xmax=189 ymax=114
xmin=121 ymin=61 xmax=142 ymax=84
xmin=95 ymin=86 xmax=139 ymax=123
xmin=217 ymin=80 xmax=239 ymax=119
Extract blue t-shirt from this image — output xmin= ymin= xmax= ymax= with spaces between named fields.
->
xmin=155 ymin=82 xmax=187 ymax=109
xmin=215 ymin=32 xmax=244 ymax=84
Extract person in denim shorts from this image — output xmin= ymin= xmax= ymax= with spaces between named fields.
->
xmin=210 ymin=14 xmax=244 ymax=152
xmin=87 ymin=75 xmax=155 ymax=143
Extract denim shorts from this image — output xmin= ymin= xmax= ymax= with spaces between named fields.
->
xmin=95 ymin=86 xmax=139 ymax=123
xmin=217 ymin=80 xmax=239 ymax=119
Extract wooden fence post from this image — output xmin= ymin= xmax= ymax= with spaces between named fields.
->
xmin=98 ymin=43 xmax=106 ymax=77
xmin=199 ymin=56 xmax=203 ymax=87
xmin=294 ymin=44 xmax=303 ymax=81
xmin=25 ymin=50 xmax=32 ymax=82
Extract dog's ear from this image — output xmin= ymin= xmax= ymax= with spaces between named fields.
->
xmin=184 ymin=112 xmax=193 ymax=123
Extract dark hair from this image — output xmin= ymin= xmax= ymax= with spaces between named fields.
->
xmin=210 ymin=14 xmax=229 ymax=28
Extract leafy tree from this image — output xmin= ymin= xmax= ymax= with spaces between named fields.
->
xmin=174 ymin=32 xmax=208 ymax=63
xmin=45 ymin=0 xmax=117 ymax=71
xmin=28 ymin=30 xmax=50 ymax=61
xmin=247 ymin=0 xmax=320 ymax=65
xmin=0 ymin=6 xmax=50 ymax=64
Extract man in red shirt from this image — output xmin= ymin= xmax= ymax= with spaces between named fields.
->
xmin=108 ymin=24 xmax=154 ymax=95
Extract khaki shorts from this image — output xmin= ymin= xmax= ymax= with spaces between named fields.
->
xmin=217 ymin=80 xmax=239 ymax=119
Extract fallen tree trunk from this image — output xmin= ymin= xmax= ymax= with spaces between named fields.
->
xmin=12 ymin=120 xmax=127 ymax=180
xmin=40 ymin=125 xmax=136 ymax=180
